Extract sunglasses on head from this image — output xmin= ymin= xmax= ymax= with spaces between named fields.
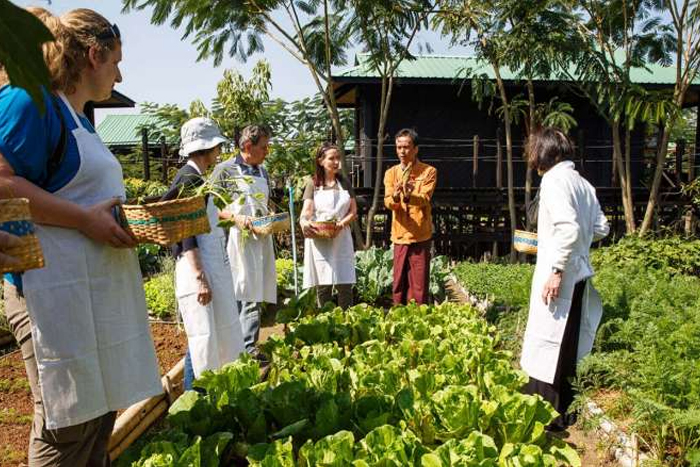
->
xmin=96 ymin=23 xmax=120 ymax=41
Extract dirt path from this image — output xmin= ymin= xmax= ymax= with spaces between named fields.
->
xmin=0 ymin=322 xmax=188 ymax=467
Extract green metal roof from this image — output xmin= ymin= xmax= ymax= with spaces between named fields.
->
xmin=97 ymin=114 xmax=174 ymax=147
xmin=336 ymin=53 xmax=697 ymax=86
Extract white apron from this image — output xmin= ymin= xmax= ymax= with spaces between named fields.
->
xmin=175 ymin=163 xmax=245 ymax=378
xmin=303 ymin=185 xmax=356 ymax=288
xmin=225 ymin=166 xmax=276 ymax=304
xmin=22 ymin=94 xmax=161 ymax=430
xmin=520 ymin=161 xmax=607 ymax=385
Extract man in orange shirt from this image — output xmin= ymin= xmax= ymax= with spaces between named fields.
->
xmin=384 ymin=129 xmax=437 ymax=305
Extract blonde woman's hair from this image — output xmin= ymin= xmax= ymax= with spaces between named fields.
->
xmin=0 ymin=7 xmax=119 ymax=93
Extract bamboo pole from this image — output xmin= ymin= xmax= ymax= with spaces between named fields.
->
xmin=108 ymin=358 xmax=184 ymax=452
xmin=109 ymin=399 xmax=169 ymax=461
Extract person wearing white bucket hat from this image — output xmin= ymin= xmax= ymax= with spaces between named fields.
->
xmin=160 ymin=117 xmax=245 ymax=390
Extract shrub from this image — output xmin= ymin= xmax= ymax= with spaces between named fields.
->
xmin=144 ymin=257 xmax=176 ymax=320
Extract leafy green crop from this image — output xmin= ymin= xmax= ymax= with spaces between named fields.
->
xmin=354 ymin=247 xmax=450 ymax=305
xmin=122 ymin=302 xmax=580 ymax=466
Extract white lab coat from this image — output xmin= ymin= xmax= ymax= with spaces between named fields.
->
xmin=520 ymin=160 xmax=610 ymax=384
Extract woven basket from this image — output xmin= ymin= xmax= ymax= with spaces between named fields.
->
xmin=310 ymin=220 xmax=338 ymax=239
xmin=0 ymin=198 xmax=45 ymax=273
xmin=251 ymin=212 xmax=290 ymax=236
xmin=122 ymin=196 xmax=210 ymax=246
xmin=513 ymin=229 xmax=538 ymax=255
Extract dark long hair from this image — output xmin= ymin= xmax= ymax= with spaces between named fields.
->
xmin=313 ymin=142 xmax=340 ymax=187
xmin=526 ymin=127 xmax=574 ymax=172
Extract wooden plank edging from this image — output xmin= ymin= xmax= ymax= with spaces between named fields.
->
xmin=108 ymin=357 xmax=185 ymax=460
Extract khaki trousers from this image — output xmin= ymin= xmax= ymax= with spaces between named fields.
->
xmin=3 ymin=281 xmax=116 ymax=467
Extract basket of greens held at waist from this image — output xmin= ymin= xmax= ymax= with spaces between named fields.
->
xmin=309 ymin=219 xmax=338 ymax=239
xmin=513 ymin=229 xmax=538 ymax=255
xmin=250 ymin=212 xmax=291 ymax=236
xmin=118 ymin=196 xmax=210 ymax=246
xmin=0 ymin=198 xmax=45 ymax=273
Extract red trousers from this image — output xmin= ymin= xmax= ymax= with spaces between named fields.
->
xmin=392 ymin=240 xmax=431 ymax=305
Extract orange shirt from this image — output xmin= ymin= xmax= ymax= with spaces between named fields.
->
xmin=383 ymin=160 xmax=437 ymax=244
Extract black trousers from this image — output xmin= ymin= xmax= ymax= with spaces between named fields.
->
xmin=523 ymin=280 xmax=586 ymax=429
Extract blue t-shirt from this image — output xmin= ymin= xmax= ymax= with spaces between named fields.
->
xmin=0 ymin=85 xmax=96 ymax=290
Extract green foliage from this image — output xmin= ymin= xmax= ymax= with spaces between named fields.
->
xmin=354 ymin=247 xmax=450 ymax=305
xmin=354 ymin=247 xmax=394 ymax=305
xmin=124 ymin=178 xmax=169 ymax=203
xmin=275 ymin=258 xmax=298 ymax=294
xmin=128 ymin=302 xmax=579 ymax=466
xmin=591 ymin=235 xmax=700 ymax=276
xmin=0 ymin=0 xmax=54 ymax=112
xmin=454 ymin=262 xmax=534 ymax=310
xmin=143 ymin=257 xmax=176 ymax=319
xmin=455 ymin=238 xmax=700 ymax=465
xmin=213 ymin=61 xmax=271 ymax=140
xmin=138 ymin=243 xmax=167 ymax=277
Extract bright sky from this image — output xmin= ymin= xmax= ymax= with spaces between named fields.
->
xmin=17 ymin=1 xmax=466 ymax=125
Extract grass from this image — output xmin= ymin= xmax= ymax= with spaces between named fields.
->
xmin=0 ymin=445 xmax=26 ymax=465
xmin=0 ymin=377 xmax=30 ymax=393
xmin=0 ymin=408 xmax=33 ymax=425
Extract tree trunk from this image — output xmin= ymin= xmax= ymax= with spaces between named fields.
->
xmin=640 ymin=124 xmax=671 ymax=234
xmin=364 ymin=74 xmax=394 ymax=248
xmin=494 ymin=69 xmax=517 ymax=263
xmin=525 ymin=79 xmax=536 ymax=231
xmin=611 ymin=120 xmax=635 ymax=233
xmin=624 ymin=126 xmax=636 ymax=232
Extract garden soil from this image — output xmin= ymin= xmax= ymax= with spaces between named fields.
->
xmin=0 ymin=322 xmax=187 ymax=466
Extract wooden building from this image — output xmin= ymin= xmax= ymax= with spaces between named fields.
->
xmin=332 ymin=54 xmax=700 ymax=258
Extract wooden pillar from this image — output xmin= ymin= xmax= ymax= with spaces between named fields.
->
xmin=496 ymin=128 xmax=503 ymax=189
xmin=577 ymin=129 xmax=586 ymax=175
xmin=676 ymin=139 xmax=686 ymax=183
xmin=690 ymin=147 xmax=696 ymax=182
xmin=694 ymin=105 xmax=700 ymax=181
xmin=472 ymin=135 xmax=479 ymax=188
xmin=160 ymin=137 xmax=168 ymax=184
xmin=141 ymin=128 xmax=150 ymax=181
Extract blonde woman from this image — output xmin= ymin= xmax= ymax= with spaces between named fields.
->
xmin=300 ymin=142 xmax=357 ymax=309
xmin=0 ymin=8 xmax=161 ymax=465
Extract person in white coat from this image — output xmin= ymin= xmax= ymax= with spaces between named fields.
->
xmin=0 ymin=8 xmax=161 ymax=465
xmin=520 ymin=127 xmax=610 ymax=432
xmin=160 ymin=118 xmax=245 ymax=390
xmin=300 ymin=142 xmax=357 ymax=308
xmin=212 ymin=125 xmax=276 ymax=358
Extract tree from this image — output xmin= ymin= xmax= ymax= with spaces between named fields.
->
xmin=435 ymin=0 xmax=520 ymax=261
xmin=496 ymin=0 xmax=577 ymax=230
xmin=639 ymin=0 xmax=700 ymax=234
xmin=349 ymin=0 xmax=435 ymax=247
xmin=564 ymin=0 xmax=674 ymax=234
xmin=139 ymin=61 xmax=272 ymax=151
xmin=121 ymin=0 xmax=355 ymax=178
xmin=0 ymin=0 xmax=54 ymax=111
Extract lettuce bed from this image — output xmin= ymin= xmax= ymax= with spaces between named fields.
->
xmin=121 ymin=302 xmax=580 ymax=466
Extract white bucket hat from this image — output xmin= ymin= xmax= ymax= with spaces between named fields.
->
xmin=179 ymin=117 xmax=228 ymax=157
